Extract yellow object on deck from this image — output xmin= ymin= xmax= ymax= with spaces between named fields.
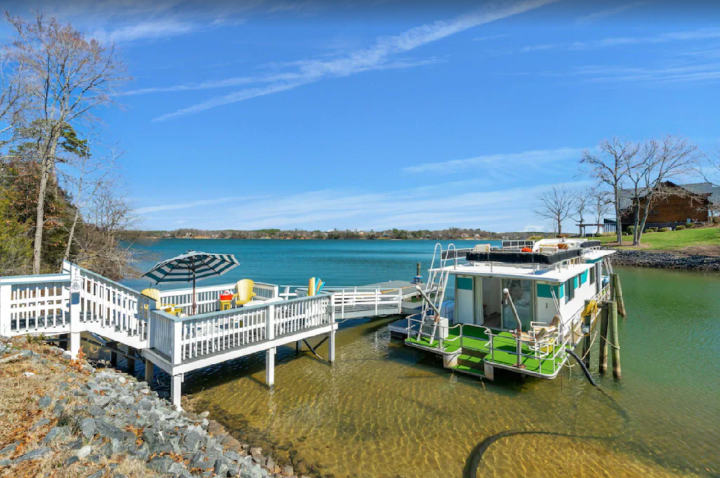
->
xmin=234 ymin=279 xmax=256 ymax=306
xmin=140 ymin=288 xmax=180 ymax=315
xmin=308 ymin=277 xmax=316 ymax=296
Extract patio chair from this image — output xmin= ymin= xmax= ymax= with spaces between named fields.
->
xmin=140 ymin=288 xmax=180 ymax=315
xmin=234 ymin=279 xmax=256 ymax=307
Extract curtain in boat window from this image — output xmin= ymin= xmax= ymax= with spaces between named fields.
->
xmin=501 ymin=279 xmax=533 ymax=330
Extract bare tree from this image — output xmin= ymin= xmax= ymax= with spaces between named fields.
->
xmin=634 ymin=136 xmax=701 ymax=243
xmin=589 ymin=190 xmax=612 ymax=235
xmin=60 ymin=135 xmax=121 ymax=263
xmin=0 ymin=55 xmax=26 ymax=153
xmin=582 ymin=138 xmax=639 ymax=244
xmin=4 ymin=13 xmax=128 ymax=273
xmin=572 ymin=192 xmax=589 ymax=236
xmin=534 ymin=186 xmax=575 ymax=235
xmin=73 ymin=182 xmax=137 ymax=281
xmin=625 ymin=141 xmax=658 ymax=245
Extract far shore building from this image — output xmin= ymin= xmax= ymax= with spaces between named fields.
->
xmin=607 ymin=181 xmax=718 ymax=232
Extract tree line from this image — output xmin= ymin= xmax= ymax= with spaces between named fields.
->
xmin=122 ymin=227 xmax=548 ymax=241
xmin=535 ymin=135 xmax=720 ymax=246
xmin=0 ymin=12 xmax=133 ymax=280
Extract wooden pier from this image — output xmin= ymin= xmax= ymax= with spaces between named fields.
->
xmin=0 ymin=261 xmax=411 ymax=409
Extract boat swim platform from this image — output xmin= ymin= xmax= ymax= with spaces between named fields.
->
xmin=0 ymin=262 xmax=422 ymax=409
xmin=395 ymin=321 xmax=570 ymax=381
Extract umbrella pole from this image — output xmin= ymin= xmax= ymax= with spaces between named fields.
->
xmin=192 ymin=270 xmax=197 ymax=315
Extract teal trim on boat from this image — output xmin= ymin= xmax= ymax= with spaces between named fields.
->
xmin=580 ymin=270 xmax=588 ymax=284
xmin=456 ymin=277 xmax=473 ymax=291
xmin=537 ymin=283 xmax=564 ymax=299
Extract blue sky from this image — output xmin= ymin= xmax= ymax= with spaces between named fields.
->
xmin=5 ymin=0 xmax=720 ymax=232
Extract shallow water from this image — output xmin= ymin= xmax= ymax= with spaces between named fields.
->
xmin=122 ymin=241 xmax=720 ymax=477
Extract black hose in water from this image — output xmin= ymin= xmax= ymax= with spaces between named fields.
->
xmin=463 ymin=352 xmax=630 ymax=478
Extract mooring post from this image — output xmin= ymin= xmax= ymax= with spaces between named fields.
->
xmin=296 ymin=340 xmax=301 ymax=354
xmin=612 ymin=273 xmax=626 ymax=318
xmin=599 ymin=304 xmax=609 ymax=374
xmin=144 ymin=359 xmax=154 ymax=386
xmin=416 ymin=262 xmax=421 ymax=277
xmin=609 ymin=300 xmax=621 ymax=379
xmin=582 ymin=300 xmax=592 ymax=369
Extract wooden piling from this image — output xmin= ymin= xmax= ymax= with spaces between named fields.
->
xmin=612 ymin=273 xmax=626 ymax=318
xmin=598 ymin=304 xmax=609 ymax=374
xmin=609 ymin=300 xmax=621 ymax=379
xmin=127 ymin=347 xmax=136 ymax=374
xmin=582 ymin=300 xmax=592 ymax=369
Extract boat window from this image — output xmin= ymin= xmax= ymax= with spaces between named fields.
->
xmin=565 ymin=277 xmax=575 ymax=303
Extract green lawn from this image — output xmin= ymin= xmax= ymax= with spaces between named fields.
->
xmin=598 ymin=226 xmax=720 ymax=251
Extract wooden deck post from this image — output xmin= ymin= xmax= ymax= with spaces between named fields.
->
xmin=144 ymin=359 xmax=154 ymax=385
xmin=110 ymin=349 xmax=118 ymax=368
xmin=609 ymin=300 xmax=621 ymax=379
xmin=127 ymin=347 xmax=136 ymax=374
xmin=266 ymin=347 xmax=275 ymax=386
xmin=582 ymin=300 xmax=592 ymax=369
xmin=612 ymin=274 xmax=626 ymax=317
xmin=599 ymin=304 xmax=609 ymax=374
xmin=68 ymin=265 xmax=81 ymax=360
xmin=266 ymin=304 xmax=276 ymax=387
xmin=171 ymin=374 xmax=183 ymax=410
xmin=329 ymin=331 xmax=336 ymax=363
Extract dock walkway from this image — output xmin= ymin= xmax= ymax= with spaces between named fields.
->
xmin=0 ymin=261 xmax=413 ymax=408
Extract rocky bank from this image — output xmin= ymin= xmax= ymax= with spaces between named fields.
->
xmin=0 ymin=339 xmax=307 ymax=478
xmin=611 ymin=249 xmax=720 ymax=272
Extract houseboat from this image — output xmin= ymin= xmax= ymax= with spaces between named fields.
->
xmin=404 ymin=239 xmax=616 ymax=380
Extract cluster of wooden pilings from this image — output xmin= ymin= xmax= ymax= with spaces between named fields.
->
xmin=583 ymin=273 xmax=625 ymax=379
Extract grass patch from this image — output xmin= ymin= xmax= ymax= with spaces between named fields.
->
xmin=598 ymin=226 xmax=720 ymax=250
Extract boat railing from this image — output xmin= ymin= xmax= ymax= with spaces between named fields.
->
xmin=484 ymin=282 xmax=612 ymax=376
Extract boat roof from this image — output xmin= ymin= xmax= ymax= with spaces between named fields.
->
xmin=442 ymin=262 xmax=595 ymax=283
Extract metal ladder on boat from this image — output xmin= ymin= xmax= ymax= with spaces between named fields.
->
xmin=415 ymin=243 xmax=454 ymax=344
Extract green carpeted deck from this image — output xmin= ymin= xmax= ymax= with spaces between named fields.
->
xmin=406 ymin=328 xmax=565 ymax=377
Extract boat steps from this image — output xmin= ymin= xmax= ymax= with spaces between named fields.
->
xmin=448 ymin=363 xmax=486 ymax=378
xmin=460 ymin=347 xmax=487 ymax=359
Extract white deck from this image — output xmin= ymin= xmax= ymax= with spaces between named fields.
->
xmin=0 ymin=261 xmax=408 ymax=409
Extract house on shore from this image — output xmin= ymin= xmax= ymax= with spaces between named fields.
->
xmin=614 ymin=181 xmax=717 ymax=232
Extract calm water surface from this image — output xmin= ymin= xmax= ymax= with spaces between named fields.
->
xmin=122 ymin=240 xmax=720 ymax=478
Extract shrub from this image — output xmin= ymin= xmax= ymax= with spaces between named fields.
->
xmin=646 ymin=227 xmax=658 ymax=233
xmin=626 ymin=226 xmax=635 ymax=235
xmin=658 ymin=227 xmax=670 ymax=232
xmin=712 ymin=217 xmax=720 ymax=224
xmin=675 ymin=225 xmax=686 ymax=230
xmin=685 ymin=223 xmax=694 ymax=228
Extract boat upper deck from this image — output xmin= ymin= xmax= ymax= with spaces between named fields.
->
xmin=437 ymin=262 xmax=596 ymax=283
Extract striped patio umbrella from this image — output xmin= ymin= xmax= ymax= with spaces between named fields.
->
xmin=142 ymin=251 xmax=240 ymax=314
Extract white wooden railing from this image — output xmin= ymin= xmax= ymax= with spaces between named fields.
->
xmin=158 ymin=282 xmax=279 ymax=316
xmin=0 ymin=273 xmax=71 ymax=337
xmin=288 ymin=286 xmax=403 ymax=319
xmin=148 ymin=293 xmax=334 ymax=364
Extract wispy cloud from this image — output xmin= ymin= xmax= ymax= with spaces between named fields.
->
xmin=405 ymin=147 xmax=585 ymax=174
xmin=472 ymin=34 xmax=510 ymax=41
xmin=135 ymin=179 xmax=591 ymax=232
xmin=151 ymin=0 xmax=559 ymax=121
xmin=134 ymin=196 xmax=261 ymax=215
xmin=575 ymin=1 xmax=648 ymax=25
xmin=542 ymin=63 xmax=720 ymax=84
xmin=91 ymin=19 xmax=200 ymax=44
xmin=522 ymin=27 xmax=720 ymax=52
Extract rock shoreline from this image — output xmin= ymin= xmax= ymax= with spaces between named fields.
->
xmin=611 ymin=249 xmax=720 ymax=272
xmin=0 ymin=340 xmax=308 ymax=478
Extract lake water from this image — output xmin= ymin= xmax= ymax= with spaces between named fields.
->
xmin=121 ymin=240 xmax=720 ymax=478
